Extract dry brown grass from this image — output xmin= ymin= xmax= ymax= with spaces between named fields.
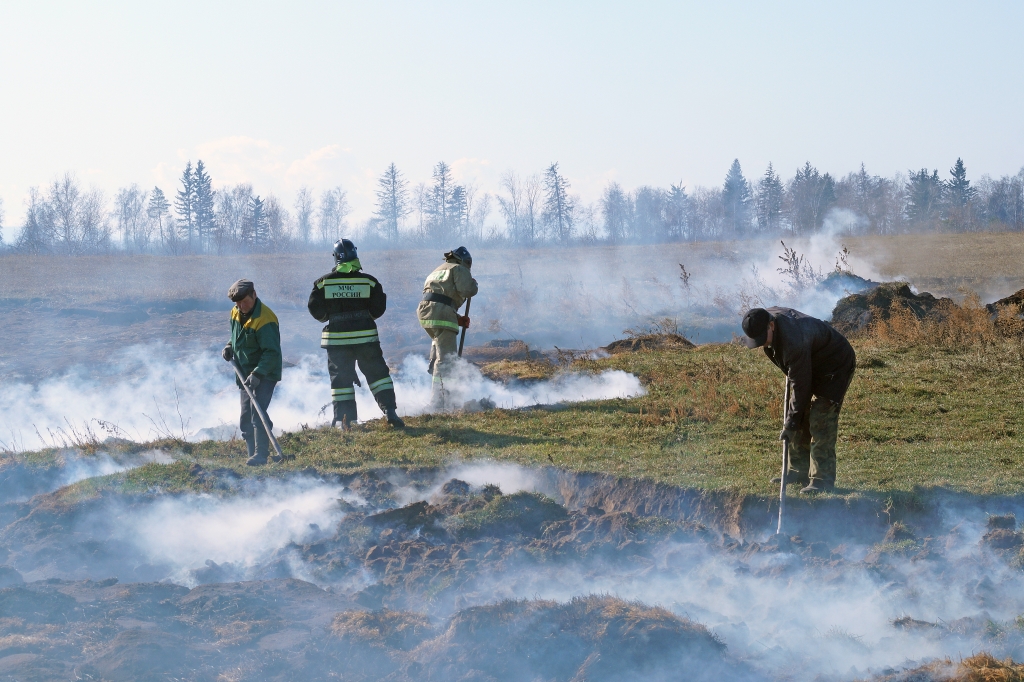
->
xmin=864 ymin=294 xmax=1019 ymax=349
xmin=900 ymin=653 xmax=1024 ymax=682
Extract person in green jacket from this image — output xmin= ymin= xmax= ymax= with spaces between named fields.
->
xmin=221 ymin=279 xmax=282 ymax=466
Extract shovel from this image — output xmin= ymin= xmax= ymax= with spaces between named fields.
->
xmin=229 ymin=356 xmax=287 ymax=462
xmin=776 ymin=377 xmax=791 ymax=535
xmin=457 ymin=297 xmax=472 ymax=358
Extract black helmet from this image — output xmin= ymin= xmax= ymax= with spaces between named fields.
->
xmin=444 ymin=246 xmax=472 ymax=269
xmin=333 ymin=239 xmax=358 ymax=264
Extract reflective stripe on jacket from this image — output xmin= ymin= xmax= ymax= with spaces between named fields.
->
xmin=308 ymin=266 xmax=387 ymax=348
xmin=416 ymin=261 xmax=478 ymax=332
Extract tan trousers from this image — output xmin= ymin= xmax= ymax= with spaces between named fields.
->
xmin=426 ymin=328 xmax=459 ymax=408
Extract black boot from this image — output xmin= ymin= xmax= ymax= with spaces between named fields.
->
xmin=385 ymin=407 xmax=405 ymax=428
xmin=332 ymin=401 xmax=358 ymax=430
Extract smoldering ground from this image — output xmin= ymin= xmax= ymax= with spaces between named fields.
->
xmin=3 ymin=461 xmax=1024 ymax=680
xmin=0 ymin=345 xmax=644 ymax=451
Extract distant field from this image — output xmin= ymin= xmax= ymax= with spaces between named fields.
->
xmin=3 ymin=232 xmax=1024 ymax=380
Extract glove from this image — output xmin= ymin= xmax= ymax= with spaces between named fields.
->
xmin=779 ymin=427 xmax=796 ymax=443
xmin=457 ymin=315 xmax=470 ymax=329
xmin=246 ymin=373 xmax=262 ymax=389
xmin=222 ymin=344 xmax=234 ymax=361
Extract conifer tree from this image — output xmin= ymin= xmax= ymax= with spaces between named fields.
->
xmin=722 ymin=159 xmax=752 ymax=235
xmin=426 ymin=161 xmax=455 ymax=241
xmin=542 ymin=163 xmax=573 ymax=243
xmin=755 ymin=163 xmax=784 ymax=233
xmin=174 ymin=161 xmax=196 ymax=250
xmin=193 ymin=160 xmax=216 ymax=252
xmin=373 ymin=163 xmax=410 ymax=242
xmin=665 ymin=183 xmax=689 ymax=241
xmin=906 ymin=168 xmax=943 ymax=227
xmin=243 ymin=195 xmax=269 ymax=251
xmin=147 ymin=187 xmax=170 ymax=247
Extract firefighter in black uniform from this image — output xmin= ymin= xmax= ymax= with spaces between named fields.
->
xmin=307 ymin=239 xmax=404 ymax=429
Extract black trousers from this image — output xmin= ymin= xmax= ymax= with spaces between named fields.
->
xmin=327 ymin=343 xmax=396 ymax=422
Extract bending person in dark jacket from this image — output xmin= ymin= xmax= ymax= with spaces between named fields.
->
xmin=308 ymin=239 xmax=404 ymax=430
xmin=742 ymin=307 xmax=856 ymax=493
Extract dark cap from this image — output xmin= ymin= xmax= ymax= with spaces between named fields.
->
xmin=741 ymin=308 xmax=771 ymax=348
xmin=228 ymin=279 xmax=255 ymax=302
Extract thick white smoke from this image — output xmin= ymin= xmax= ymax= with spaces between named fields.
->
xmin=116 ymin=476 xmax=357 ymax=587
xmin=10 ymin=461 xmax=1023 ymax=681
xmin=0 ymin=344 xmax=644 ymax=451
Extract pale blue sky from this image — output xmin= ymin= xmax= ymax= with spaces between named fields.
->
xmin=1 ymin=1 xmax=1021 ymax=225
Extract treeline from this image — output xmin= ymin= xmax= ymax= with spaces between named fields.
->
xmin=3 ymin=157 xmax=1022 ymax=254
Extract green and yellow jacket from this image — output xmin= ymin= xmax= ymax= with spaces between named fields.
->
xmin=307 ymin=259 xmax=387 ymax=347
xmin=229 ymin=298 xmax=282 ymax=385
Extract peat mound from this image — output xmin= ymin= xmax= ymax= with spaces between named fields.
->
xmin=987 ymin=287 xmax=1024 ymax=312
xmin=462 ymin=339 xmax=545 ymax=363
xmin=412 ymin=595 xmax=734 ymax=681
xmin=602 ymin=333 xmax=695 ymax=354
xmin=830 ymin=281 xmax=953 ymax=335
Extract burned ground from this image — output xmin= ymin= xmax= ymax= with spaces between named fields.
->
xmin=4 ymin=464 xmax=1024 ymax=680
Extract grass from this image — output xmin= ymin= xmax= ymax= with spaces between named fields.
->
xmin=19 ymin=317 xmax=1023 ymax=499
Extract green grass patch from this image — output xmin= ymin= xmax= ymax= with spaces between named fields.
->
xmin=10 ymin=337 xmax=1024 ymax=497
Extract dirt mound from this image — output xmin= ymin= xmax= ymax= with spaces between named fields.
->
xmin=463 ymin=339 xmax=545 ymax=363
xmin=987 ymin=288 xmax=1024 ymax=314
xmin=603 ymin=333 xmax=695 ymax=354
xmin=817 ymin=271 xmax=879 ymax=297
xmin=415 ymin=595 xmax=732 ymax=681
xmin=830 ymin=281 xmax=954 ymax=335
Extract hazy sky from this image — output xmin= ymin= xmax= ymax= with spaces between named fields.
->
xmin=1 ymin=1 xmax=1022 ymax=227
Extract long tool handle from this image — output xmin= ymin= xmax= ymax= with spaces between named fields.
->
xmin=230 ymin=357 xmax=285 ymax=460
xmin=777 ymin=377 xmax=791 ymax=535
xmin=457 ymin=297 xmax=472 ymax=358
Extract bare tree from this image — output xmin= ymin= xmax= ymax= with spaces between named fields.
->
xmin=318 ymin=187 xmax=349 ymax=244
xmin=601 ymin=182 xmax=630 ymax=243
xmin=44 ymin=173 xmax=109 ymax=254
xmin=413 ymin=182 xmax=428 ymax=238
xmin=115 ymin=184 xmax=149 ymax=252
xmin=263 ymin=194 xmax=290 ymax=248
xmin=215 ymin=184 xmax=254 ymax=250
xmin=498 ymin=171 xmax=523 ymax=242
xmin=294 ymin=186 xmax=315 ymax=246
xmin=522 ymin=174 xmax=541 ymax=244
xmin=471 ymin=192 xmax=492 ymax=244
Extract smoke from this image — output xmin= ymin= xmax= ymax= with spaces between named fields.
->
xmin=0 ymin=344 xmax=644 ymax=451
xmin=117 ymin=475 xmax=356 ymax=587
xmin=59 ymin=449 xmax=174 ymax=487
xmin=7 ymin=461 xmax=1024 ymax=680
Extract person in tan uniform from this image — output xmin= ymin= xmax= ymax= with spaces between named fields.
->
xmin=416 ymin=246 xmax=478 ymax=408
